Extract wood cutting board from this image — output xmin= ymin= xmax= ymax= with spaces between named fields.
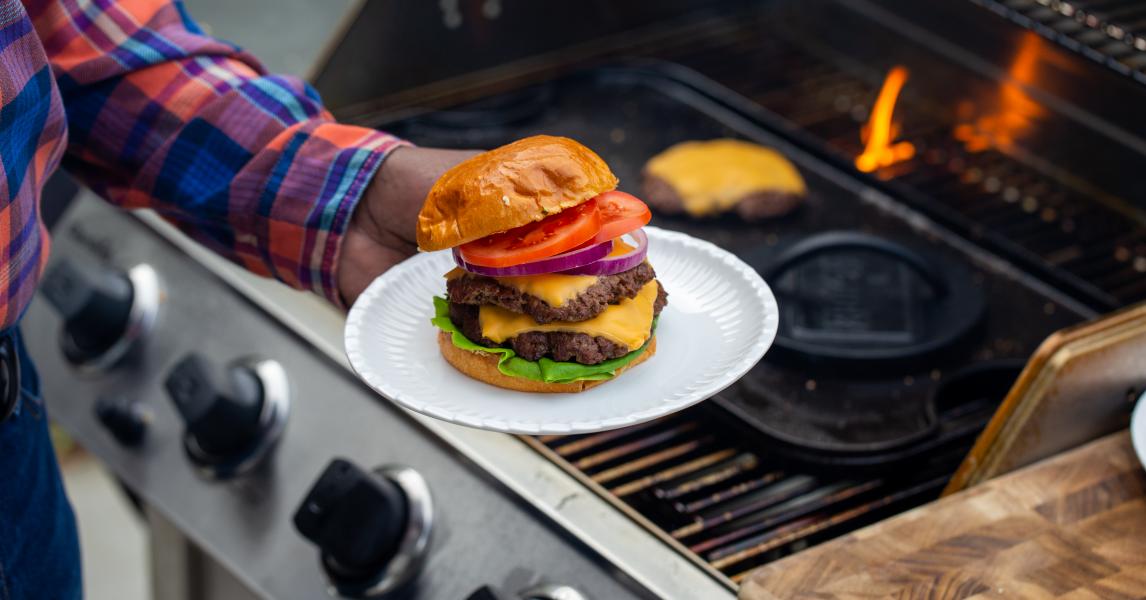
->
xmin=739 ymin=431 xmax=1146 ymax=600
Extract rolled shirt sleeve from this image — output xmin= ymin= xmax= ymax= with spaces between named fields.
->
xmin=27 ymin=0 xmax=407 ymax=303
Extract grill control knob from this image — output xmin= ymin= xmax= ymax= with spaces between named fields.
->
xmin=467 ymin=586 xmax=515 ymax=600
xmin=39 ymin=260 xmax=160 ymax=371
xmin=294 ymin=459 xmax=432 ymax=598
xmin=467 ymin=584 xmax=590 ymax=600
xmin=94 ymin=396 xmax=150 ymax=447
xmin=164 ymin=353 xmax=290 ymax=479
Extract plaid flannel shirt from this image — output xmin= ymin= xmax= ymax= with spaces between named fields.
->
xmin=0 ymin=0 xmax=405 ymax=329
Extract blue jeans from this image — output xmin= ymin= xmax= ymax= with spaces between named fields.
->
xmin=0 ymin=329 xmax=82 ymax=600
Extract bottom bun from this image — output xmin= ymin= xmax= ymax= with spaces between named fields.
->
xmin=437 ymin=331 xmax=657 ymax=393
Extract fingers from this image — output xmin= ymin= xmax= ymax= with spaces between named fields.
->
xmin=336 ymin=223 xmax=410 ymax=307
xmin=370 ymin=147 xmax=482 ymax=244
xmin=336 ymin=146 xmax=480 ymax=307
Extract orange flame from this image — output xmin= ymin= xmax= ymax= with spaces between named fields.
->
xmin=954 ymin=33 xmax=1047 ymax=153
xmin=855 ymin=66 xmax=916 ymax=173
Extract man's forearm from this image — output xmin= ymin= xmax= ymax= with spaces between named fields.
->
xmin=336 ymin=147 xmax=481 ymax=306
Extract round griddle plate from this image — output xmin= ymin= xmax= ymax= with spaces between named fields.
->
xmin=726 ymin=231 xmax=987 ymax=459
xmin=723 ymin=359 xmax=1023 ymax=468
xmin=756 ymin=231 xmax=985 ymax=375
xmin=736 ymin=374 xmax=940 ymax=455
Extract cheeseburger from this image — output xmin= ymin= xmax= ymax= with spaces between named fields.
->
xmin=418 ymin=135 xmax=667 ymax=392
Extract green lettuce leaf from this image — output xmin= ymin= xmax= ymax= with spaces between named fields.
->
xmin=431 ymin=296 xmax=651 ymax=384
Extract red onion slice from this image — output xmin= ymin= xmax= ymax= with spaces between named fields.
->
xmin=453 ymin=240 xmax=613 ymax=277
xmin=560 ymin=229 xmax=648 ymax=276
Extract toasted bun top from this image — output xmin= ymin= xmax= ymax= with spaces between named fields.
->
xmin=416 ymin=135 xmax=619 ymax=251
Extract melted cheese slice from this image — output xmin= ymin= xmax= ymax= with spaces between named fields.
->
xmin=445 ymin=267 xmax=597 ymax=307
xmin=493 ymin=273 xmax=598 ymax=307
xmin=480 ymin=280 xmax=658 ymax=349
xmin=645 ymin=139 xmax=807 ymax=216
xmin=443 ymin=239 xmax=637 ymax=307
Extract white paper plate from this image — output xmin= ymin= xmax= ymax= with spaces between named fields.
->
xmin=345 ymin=226 xmax=779 ymax=434
xmin=1132 ymin=390 xmax=1146 ymax=470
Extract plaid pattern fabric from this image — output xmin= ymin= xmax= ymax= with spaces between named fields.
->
xmin=0 ymin=0 xmax=405 ymax=328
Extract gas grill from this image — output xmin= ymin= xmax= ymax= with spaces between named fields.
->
xmin=347 ymin=0 xmax=1144 ymax=590
xmin=22 ymin=0 xmax=1146 ymax=598
xmin=362 ymin=57 xmax=1089 ymax=587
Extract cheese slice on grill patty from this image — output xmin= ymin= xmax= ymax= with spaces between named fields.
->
xmin=444 ymin=239 xmax=637 ymax=307
xmin=478 ymin=279 xmax=658 ymax=349
xmin=644 ymin=139 xmax=806 ymax=216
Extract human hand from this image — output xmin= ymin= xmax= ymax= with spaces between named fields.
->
xmin=337 ymin=146 xmax=480 ymax=306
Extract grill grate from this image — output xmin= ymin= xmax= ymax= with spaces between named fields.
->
xmin=977 ymin=0 xmax=1146 ymax=82
xmin=654 ymin=21 xmax=1146 ymax=309
xmin=525 ymin=408 xmax=957 ymax=587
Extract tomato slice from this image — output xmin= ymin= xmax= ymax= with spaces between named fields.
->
xmin=589 ymin=191 xmax=652 ymax=244
xmin=458 ymin=201 xmax=603 ymax=267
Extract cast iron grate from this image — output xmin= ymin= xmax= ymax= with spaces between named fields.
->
xmin=978 ymin=0 xmax=1146 ymax=84
xmin=524 ymin=408 xmax=961 ymax=587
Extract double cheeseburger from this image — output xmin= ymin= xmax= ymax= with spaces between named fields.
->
xmin=417 ymin=135 xmax=667 ymax=393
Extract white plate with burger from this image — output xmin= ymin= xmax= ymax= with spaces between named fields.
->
xmin=1132 ymin=390 xmax=1146 ymax=471
xmin=345 ymin=136 xmax=779 ymax=434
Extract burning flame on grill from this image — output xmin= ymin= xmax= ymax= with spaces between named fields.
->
xmin=855 ymin=66 xmax=916 ymax=173
xmin=954 ymin=33 xmax=1047 ymax=153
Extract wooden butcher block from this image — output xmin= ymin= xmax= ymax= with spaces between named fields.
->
xmin=739 ymin=431 xmax=1146 ymax=599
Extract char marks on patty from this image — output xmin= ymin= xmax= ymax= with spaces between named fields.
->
xmin=448 ymin=282 xmax=668 ymax=365
xmin=447 ymin=262 xmax=657 ymax=324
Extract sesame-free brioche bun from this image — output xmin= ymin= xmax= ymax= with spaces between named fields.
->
xmin=437 ymin=331 xmax=656 ymax=393
xmin=416 ymin=135 xmax=619 ymax=251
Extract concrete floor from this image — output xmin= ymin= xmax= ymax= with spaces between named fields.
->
xmin=62 ymin=454 xmax=149 ymax=600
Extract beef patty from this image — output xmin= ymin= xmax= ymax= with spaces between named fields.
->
xmin=447 ymin=262 xmax=656 ymax=324
xmin=448 ymin=282 xmax=668 ymax=364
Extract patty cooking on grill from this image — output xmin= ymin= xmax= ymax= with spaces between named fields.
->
xmin=447 ymin=262 xmax=657 ymax=323
xmin=449 ymin=282 xmax=668 ymax=364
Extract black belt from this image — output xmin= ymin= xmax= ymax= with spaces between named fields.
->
xmin=0 ymin=333 xmax=20 ymax=423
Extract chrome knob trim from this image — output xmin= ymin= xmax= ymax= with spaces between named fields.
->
xmin=183 ymin=358 xmax=291 ymax=480
xmin=520 ymin=583 xmax=590 ymax=600
xmin=64 ymin=263 xmax=161 ymax=373
xmin=322 ymin=465 xmax=434 ymax=599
